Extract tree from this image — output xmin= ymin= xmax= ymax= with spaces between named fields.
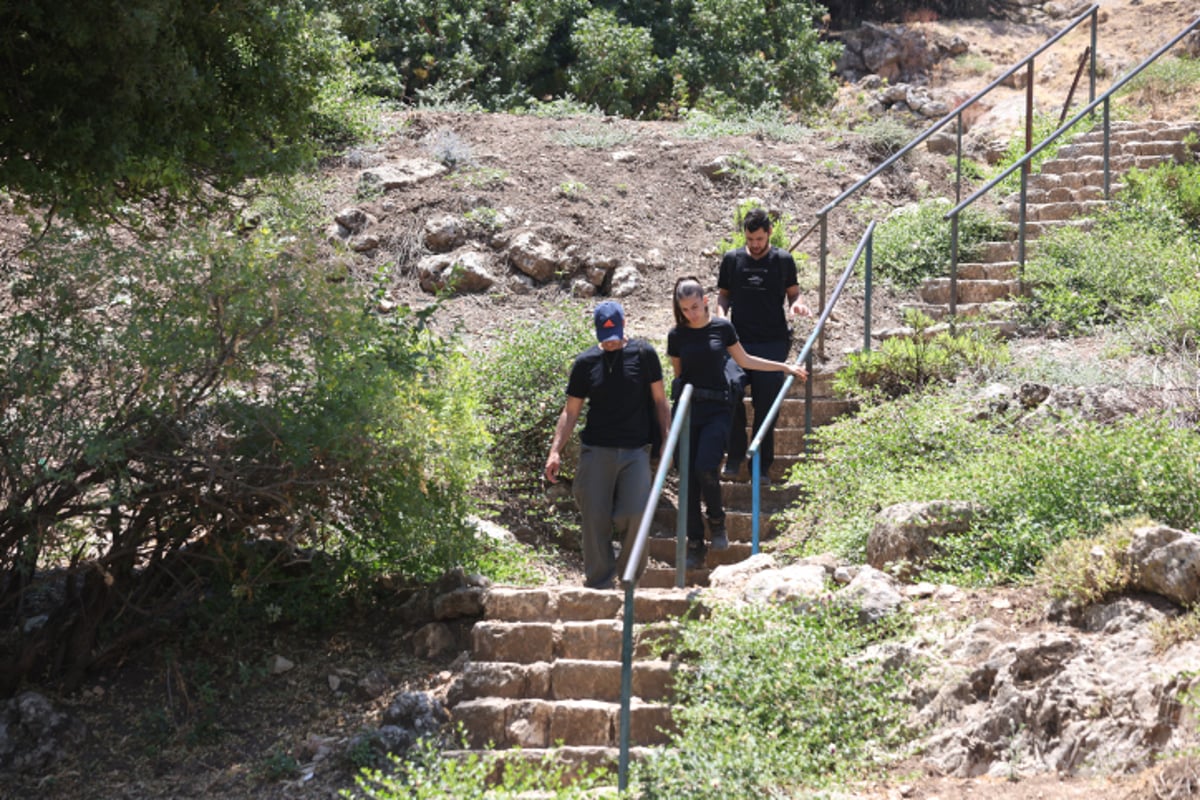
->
xmin=0 ymin=1 xmax=353 ymax=221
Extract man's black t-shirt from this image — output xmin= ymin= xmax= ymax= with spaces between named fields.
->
xmin=667 ymin=317 xmax=738 ymax=393
xmin=717 ymin=246 xmax=799 ymax=343
xmin=566 ymin=340 xmax=664 ymax=448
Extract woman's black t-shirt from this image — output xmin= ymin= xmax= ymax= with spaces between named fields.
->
xmin=667 ymin=317 xmax=738 ymax=392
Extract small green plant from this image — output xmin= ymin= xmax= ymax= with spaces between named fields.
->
xmin=421 ymin=127 xmax=474 ymax=169
xmin=1034 ymin=517 xmax=1144 ymax=606
xmin=856 ymin=116 xmax=917 ymax=160
xmin=834 ymin=310 xmax=1011 ymax=400
xmin=550 ymin=124 xmax=634 ymax=149
xmin=712 ymin=151 xmax=792 ymax=186
xmin=447 ymin=166 xmax=509 ymax=189
xmin=1150 ymin=608 xmax=1200 ymax=654
xmin=463 ymin=206 xmax=502 ymax=232
xmin=258 ymin=749 xmax=302 ymax=781
xmin=954 ymin=52 xmax=994 ymax=76
xmin=679 ymin=105 xmax=811 ymax=142
xmin=715 ymin=198 xmax=794 ymax=255
xmin=557 ymin=180 xmax=588 ymax=199
xmin=342 ymin=736 xmax=610 ymax=799
xmin=993 ymin=112 xmax=1063 ymax=195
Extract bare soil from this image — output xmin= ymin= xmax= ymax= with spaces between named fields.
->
xmin=6 ymin=2 xmax=1200 ymax=798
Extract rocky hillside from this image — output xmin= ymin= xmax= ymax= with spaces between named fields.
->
xmin=3 ymin=2 xmax=1199 ymax=798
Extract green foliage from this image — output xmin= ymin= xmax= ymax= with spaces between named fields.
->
xmin=320 ymin=0 xmax=838 ymax=119
xmin=872 ymin=198 xmax=1010 ymax=289
xmin=343 ymin=736 xmax=610 ymax=798
xmin=0 ymin=190 xmax=489 ymax=685
xmin=856 ymin=116 xmax=917 ymax=160
xmin=716 ymin=199 xmax=795 ymax=255
xmin=787 ymin=390 xmax=1200 ymax=583
xmin=568 ymin=9 xmax=669 ymax=117
xmin=712 ymin=153 xmax=793 ymax=187
xmin=632 ymin=601 xmax=919 ymax=796
xmin=463 ymin=206 xmax=503 ymax=232
xmin=549 ymin=123 xmax=635 ymax=149
xmin=835 ymin=311 xmax=1011 ymax=400
xmin=679 ymin=106 xmax=813 ymax=142
xmin=0 ymin=1 xmax=368 ymax=221
xmin=1117 ymin=55 xmax=1200 ymax=116
xmin=473 ymin=308 xmax=595 ymax=491
xmin=1023 ymin=163 xmax=1200 ymax=335
xmin=1034 ymin=518 xmax=1143 ymax=606
xmin=993 ymin=112 xmax=1065 ymax=196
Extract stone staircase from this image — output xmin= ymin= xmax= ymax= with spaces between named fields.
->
xmin=444 ymin=585 xmax=704 ymax=780
xmin=903 ymin=120 xmax=1200 ymax=325
xmin=643 ymin=364 xmax=855 ymax=584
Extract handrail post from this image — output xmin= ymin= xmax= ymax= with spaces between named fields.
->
xmin=751 ymin=452 xmax=761 ymax=554
xmin=1089 ymin=9 xmax=1098 ymax=108
xmin=864 ymin=228 xmax=873 ymax=353
xmin=618 ymin=579 xmax=635 ymax=791
xmin=954 ymin=111 xmax=964 ymax=205
xmin=1103 ymin=98 xmax=1112 ymax=199
xmin=817 ymin=212 xmax=828 ymax=360
xmin=675 ymin=403 xmax=690 ymax=588
xmin=949 ymin=211 xmax=959 ymax=329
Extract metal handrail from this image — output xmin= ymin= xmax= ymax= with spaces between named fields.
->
xmin=796 ymin=5 xmax=1099 ymax=355
xmin=618 ymin=382 xmax=693 ymax=790
xmin=945 ymin=12 xmax=1200 ymax=297
xmin=747 ymin=222 xmax=876 ymax=548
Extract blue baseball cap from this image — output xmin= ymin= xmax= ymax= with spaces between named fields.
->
xmin=594 ymin=300 xmax=625 ymax=343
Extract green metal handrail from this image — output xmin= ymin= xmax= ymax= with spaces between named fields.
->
xmin=793 ymin=5 xmax=1099 ymax=356
xmin=748 ymin=222 xmax=876 ymax=548
xmin=944 ymin=12 xmax=1200 ymax=311
xmin=617 ymin=382 xmax=693 ymax=791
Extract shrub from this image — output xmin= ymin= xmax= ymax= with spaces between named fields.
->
xmin=855 ymin=115 xmax=916 ymax=161
xmin=1117 ymin=55 xmax=1200 ymax=118
xmin=567 ymin=9 xmax=668 ymax=118
xmin=786 ymin=390 xmax=1200 ymax=583
xmin=834 ymin=310 xmax=1011 ymax=400
xmin=632 ymin=601 xmax=919 ymax=797
xmin=716 ymin=198 xmax=796 ymax=256
xmin=0 ymin=196 xmax=489 ymax=687
xmin=873 ymin=198 xmax=1010 ymax=289
xmin=1023 ymin=163 xmax=1200 ymax=335
xmin=1034 ymin=518 xmax=1144 ymax=606
xmin=473 ymin=307 xmax=596 ymax=491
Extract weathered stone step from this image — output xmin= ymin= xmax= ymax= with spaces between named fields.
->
xmin=876 ymin=318 xmax=1020 ymax=341
xmin=919 ymin=277 xmax=1023 ymax=305
xmin=469 ymin=620 xmax=678 ymax=663
xmin=735 ymin=397 xmax=856 ymax=429
xmin=454 ymin=658 xmax=676 ymax=702
xmin=1024 ymin=183 xmax=1109 ymax=204
xmin=451 ymin=697 xmax=675 ymax=748
xmin=638 ymin=565 xmax=710 ymax=588
xmin=956 ymin=260 xmax=1018 ymax=281
xmin=482 ymin=586 xmax=705 ymax=624
xmin=1017 ymin=199 xmax=1109 ymax=222
xmin=442 ymin=745 xmax=655 ymax=784
xmin=1022 ymin=217 xmax=1096 ymax=238
xmin=898 ymin=300 xmax=1020 ymax=321
xmin=649 ymin=537 xmax=754 ymax=567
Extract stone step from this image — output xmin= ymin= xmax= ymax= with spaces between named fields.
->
xmin=649 ymin=537 xmax=754 ymax=568
xmin=919 ymin=277 xmax=1023 ymax=305
xmin=442 ymin=745 xmax=655 ymax=784
xmin=1022 ymin=217 xmax=1096 ymax=238
xmin=451 ymin=697 xmax=675 ymax=748
xmin=453 ymin=658 xmax=677 ymax=702
xmin=876 ymin=318 xmax=1020 ymax=341
xmin=956 ymin=260 xmax=1019 ymax=281
xmin=638 ymin=565 xmax=710 ymax=588
xmin=1024 ymin=183 xmax=1109 ymax=204
xmin=469 ymin=620 xmax=677 ymax=663
xmin=482 ymin=586 xmax=705 ymax=624
xmin=899 ymin=300 xmax=1020 ymax=322
xmin=1016 ymin=199 xmax=1108 ymax=223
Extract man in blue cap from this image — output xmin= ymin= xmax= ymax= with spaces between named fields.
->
xmin=544 ymin=301 xmax=671 ymax=589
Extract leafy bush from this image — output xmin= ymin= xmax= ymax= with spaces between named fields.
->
xmin=786 ymin=390 xmax=1200 ymax=583
xmin=343 ymin=736 xmax=610 ymax=799
xmin=835 ymin=310 xmax=1011 ymax=400
xmin=1023 ymin=163 xmax=1200 ymax=334
xmin=632 ymin=601 xmax=919 ymax=797
xmin=872 ymin=198 xmax=1010 ymax=289
xmin=1034 ymin=518 xmax=1143 ymax=606
xmin=0 ymin=196 xmax=489 ymax=687
xmin=567 ymin=8 xmax=669 ymax=118
xmin=716 ymin=198 xmax=796 ymax=255
xmin=855 ymin=116 xmax=916 ymax=160
xmin=1117 ymin=55 xmax=1200 ymax=117
xmin=473 ymin=308 xmax=596 ymax=491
